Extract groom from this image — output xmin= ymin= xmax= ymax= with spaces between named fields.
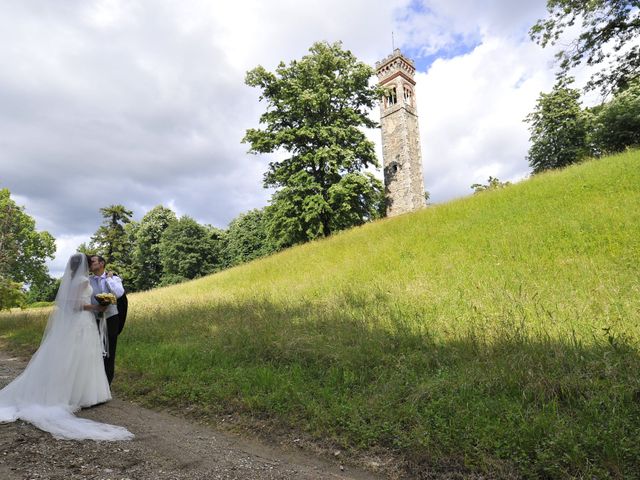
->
xmin=89 ymin=255 xmax=126 ymax=385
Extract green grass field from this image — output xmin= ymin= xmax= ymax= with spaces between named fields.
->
xmin=2 ymin=150 xmax=639 ymax=478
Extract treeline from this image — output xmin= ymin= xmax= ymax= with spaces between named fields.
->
xmin=69 ymin=204 xmax=278 ymax=298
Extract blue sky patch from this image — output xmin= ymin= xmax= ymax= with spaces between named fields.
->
xmin=394 ymin=0 xmax=482 ymax=72
xmin=405 ymin=38 xmax=481 ymax=73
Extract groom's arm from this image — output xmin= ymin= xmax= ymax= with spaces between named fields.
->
xmin=105 ymin=273 xmax=125 ymax=298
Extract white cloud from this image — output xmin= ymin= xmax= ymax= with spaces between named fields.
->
xmin=82 ymin=0 xmax=129 ymax=29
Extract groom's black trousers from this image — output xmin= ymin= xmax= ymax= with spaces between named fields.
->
xmin=103 ymin=314 xmax=122 ymax=385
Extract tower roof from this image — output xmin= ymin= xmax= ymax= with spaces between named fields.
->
xmin=375 ymin=48 xmax=416 ymax=84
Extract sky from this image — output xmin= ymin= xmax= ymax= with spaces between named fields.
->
xmin=0 ymin=0 xmax=602 ymax=277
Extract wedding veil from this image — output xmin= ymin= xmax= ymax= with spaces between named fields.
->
xmin=41 ymin=252 xmax=90 ymax=344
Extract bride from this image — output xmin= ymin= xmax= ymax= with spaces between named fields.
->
xmin=0 ymin=253 xmax=133 ymax=441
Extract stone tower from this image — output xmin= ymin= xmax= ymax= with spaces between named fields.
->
xmin=376 ymin=49 xmax=425 ymax=217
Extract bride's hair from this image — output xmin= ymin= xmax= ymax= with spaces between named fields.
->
xmin=68 ymin=253 xmax=90 ymax=278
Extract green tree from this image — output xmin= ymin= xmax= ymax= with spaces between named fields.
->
xmin=26 ymin=275 xmax=60 ymax=304
xmin=591 ymin=79 xmax=640 ymax=153
xmin=0 ymin=277 xmax=25 ymax=310
xmin=224 ymin=208 xmax=275 ymax=267
xmin=530 ymin=0 xmax=640 ymax=95
xmin=525 ymin=80 xmax=593 ymax=173
xmin=325 ymin=172 xmax=385 ymax=231
xmin=244 ymin=41 xmax=384 ymax=249
xmin=130 ymin=206 xmax=177 ymax=291
xmin=158 ymin=216 xmax=223 ymax=284
xmin=89 ymin=205 xmax=134 ymax=282
xmin=0 ymin=189 xmax=55 ymax=309
xmin=471 ymin=176 xmax=512 ymax=193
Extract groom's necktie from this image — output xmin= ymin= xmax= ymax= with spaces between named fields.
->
xmin=93 ymin=274 xmax=106 ymax=293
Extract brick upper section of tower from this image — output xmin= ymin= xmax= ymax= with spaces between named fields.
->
xmin=375 ymin=49 xmax=416 ymax=84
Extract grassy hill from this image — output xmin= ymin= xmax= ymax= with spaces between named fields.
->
xmin=2 ymin=149 xmax=639 ymax=478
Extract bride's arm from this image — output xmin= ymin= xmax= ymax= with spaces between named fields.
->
xmin=76 ymin=277 xmax=106 ymax=312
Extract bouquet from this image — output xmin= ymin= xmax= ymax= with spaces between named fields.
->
xmin=95 ymin=293 xmax=117 ymax=306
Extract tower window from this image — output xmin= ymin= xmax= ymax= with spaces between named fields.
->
xmin=403 ymin=86 xmax=413 ymax=106
xmin=384 ymin=161 xmax=400 ymax=182
xmin=385 ymin=87 xmax=397 ymax=108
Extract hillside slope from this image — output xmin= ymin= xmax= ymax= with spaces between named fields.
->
xmin=3 ymin=150 xmax=640 ymax=478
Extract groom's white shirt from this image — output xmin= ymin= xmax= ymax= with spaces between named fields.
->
xmin=90 ymin=274 xmax=124 ymax=318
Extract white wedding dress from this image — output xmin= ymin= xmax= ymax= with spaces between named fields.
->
xmin=0 ymin=253 xmax=133 ymax=441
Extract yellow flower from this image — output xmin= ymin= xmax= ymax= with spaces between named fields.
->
xmin=95 ymin=293 xmax=117 ymax=305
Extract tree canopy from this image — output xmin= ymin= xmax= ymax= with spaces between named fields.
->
xmin=224 ymin=208 xmax=275 ymax=267
xmin=530 ymin=0 xmax=640 ymax=95
xmin=244 ymin=41 xmax=385 ymax=248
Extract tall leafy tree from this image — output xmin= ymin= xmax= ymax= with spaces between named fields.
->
xmin=131 ymin=206 xmax=177 ymax=291
xmin=0 ymin=189 xmax=55 ymax=304
xmin=158 ymin=216 xmax=223 ymax=284
xmin=530 ymin=0 xmax=640 ymax=95
xmin=244 ymin=41 xmax=385 ymax=249
xmin=89 ymin=205 xmax=134 ymax=281
xmin=525 ymin=80 xmax=593 ymax=173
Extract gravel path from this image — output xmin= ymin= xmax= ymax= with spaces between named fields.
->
xmin=0 ymin=350 xmax=385 ymax=480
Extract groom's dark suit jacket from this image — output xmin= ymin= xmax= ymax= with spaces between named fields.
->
xmin=116 ymin=292 xmax=127 ymax=334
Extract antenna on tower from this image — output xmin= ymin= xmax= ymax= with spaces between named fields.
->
xmin=391 ymin=31 xmax=395 ymax=51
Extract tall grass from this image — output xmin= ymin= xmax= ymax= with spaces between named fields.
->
xmin=2 ymin=150 xmax=639 ymax=478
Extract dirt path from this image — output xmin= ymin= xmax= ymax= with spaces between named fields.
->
xmin=0 ymin=351 xmax=386 ymax=480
